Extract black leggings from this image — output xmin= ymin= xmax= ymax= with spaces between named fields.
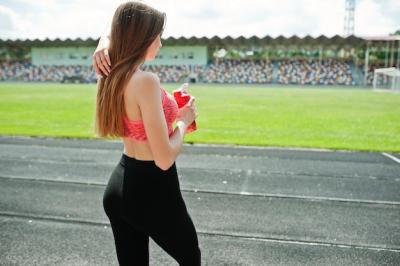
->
xmin=103 ymin=153 xmax=201 ymax=266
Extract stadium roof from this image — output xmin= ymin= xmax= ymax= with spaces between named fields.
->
xmin=362 ymin=35 xmax=400 ymax=41
xmin=1 ymin=35 xmax=398 ymax=49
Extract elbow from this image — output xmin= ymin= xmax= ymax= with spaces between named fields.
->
xmin=155 ymin=151 xmax=175 ymax=171
xmin=155 ymin=159 xmax=174 ymax=171
xmin=153 ymin=143 xmax=175 ymax=171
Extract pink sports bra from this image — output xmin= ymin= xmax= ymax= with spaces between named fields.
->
xmin=123 ymin=87 xmax=179 ymax=142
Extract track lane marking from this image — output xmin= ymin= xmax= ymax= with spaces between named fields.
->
xmin=1 ymin=211 xmax=399 ymax=253
xmin=382 ymin=152 xmax=400 ymax=164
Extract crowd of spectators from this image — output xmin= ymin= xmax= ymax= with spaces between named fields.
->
xmin=276 ymin=59 xmax=355 ymax=85
xmin=202 ymin=59 xmax=273 ymax=84
xmin=143 ymin=64 xmax=204 ymax=83
xmin=0 ymin=61 xmax=96 ymax=83
xmin=1 ymin=59 xmax=360 ymax=85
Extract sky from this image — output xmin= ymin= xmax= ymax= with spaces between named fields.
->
xmin=0 ymin=0 xmax=399 ymax=40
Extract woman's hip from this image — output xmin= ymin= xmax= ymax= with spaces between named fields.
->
xmin=116 ymin=153 xmax=187 ymax=215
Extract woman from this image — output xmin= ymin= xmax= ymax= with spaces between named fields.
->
xmin=92 ymin=1 xmax=201 ymax=265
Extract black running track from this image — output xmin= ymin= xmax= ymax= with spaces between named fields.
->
xmin=0 ymin=136 xmax=399 ymax=265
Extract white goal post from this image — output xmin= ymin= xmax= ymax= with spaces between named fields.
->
xmin=373 ymin=67 xmax=400 ymax=91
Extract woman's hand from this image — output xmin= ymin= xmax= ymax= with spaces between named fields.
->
xmin=176 ymin=97 xmax=197 ymax=128
xmin=92 ymin=36 xmax=111 ymax=77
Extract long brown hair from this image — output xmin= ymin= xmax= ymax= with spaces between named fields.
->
xmin=94 ymin=1 xmax=166 ymax=139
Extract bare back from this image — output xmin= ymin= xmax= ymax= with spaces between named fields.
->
xmin=122 ymin=70 xmax=157 ymax=161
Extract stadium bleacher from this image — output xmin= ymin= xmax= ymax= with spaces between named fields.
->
xmin=275 ymin=59 xmax=355 ymax=85
xmin=0 ymin=61 xmax=95 ymax=83
xmin=1 ymin=59 xmax=364 ymax=85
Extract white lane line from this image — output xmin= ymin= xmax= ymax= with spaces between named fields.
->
xmin=200 ymin=231 xmax=400 ymax=253
xmin=382 ymin=152 xmax=400 ymax=164
xmin=0 ymin=142 xmax=119 ymax=153
xmin=1 ymin=175 xmax=400 ymax=206
xmin=0 ymin=135 xmax=383 ymax=153
xmin=189 ymin=142 xmax=352 ymax=153
xmin=190 ymin=188 xmax=400 ymax=206
xmin=2 ymin=211 xmax=399 ymax=253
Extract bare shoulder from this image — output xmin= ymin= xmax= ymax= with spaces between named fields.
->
xmin=127 ymin=71 xmax=161 ymax=103
xmin=130 ymin=71 xmax=160 ymax=88
xmin=127 ymin=71 xmax=161 ymax=97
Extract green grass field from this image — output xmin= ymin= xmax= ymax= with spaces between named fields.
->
xmin=1 ymin=82 xmax=399 ymax=152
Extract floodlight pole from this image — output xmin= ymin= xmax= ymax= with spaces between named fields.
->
xmin=390 ymin=41 xmax=395 ymax=67
xmin=397 ymin=40 xmax=400 ymax=69
xmin=364 ymin=41 xmax=370 ymax=86
xmin=344 ymin=0 xmax=356 ymax=36
xmin=319 ymin=46 xmax=322 ymax=64
xmin=385 ymin=41 xmax=389 ymax=67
